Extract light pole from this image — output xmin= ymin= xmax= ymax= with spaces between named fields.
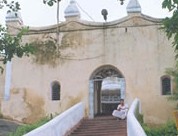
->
xmin=56 ymin=0 xmax=61 ymax=53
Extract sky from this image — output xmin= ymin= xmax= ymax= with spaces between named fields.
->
xmin=0 ymin=0 xmax=172 ymax=27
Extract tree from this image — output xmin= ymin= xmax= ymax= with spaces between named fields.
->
xmin=166 ymin=63 xmax=178 ymax=108
xmin=0 ymin=26 xmax=34 ymax=63
xmin=0 ymin=0 xmax=63 ymax=72
xmin=0 ymin=0 xmax=35 ymax=72
xmin=43 ymin=0 xmax=61 ymax=52
xmin=162 ymin=0 xmax=178 ymax=106
xmin=162 ymin=0 xmax=178 ymax=58
xmin=0 ymin=0 xmax=20 ymax=12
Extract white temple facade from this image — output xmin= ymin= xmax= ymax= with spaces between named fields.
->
xmin=0 ymin=0 xmax=176 ymax=125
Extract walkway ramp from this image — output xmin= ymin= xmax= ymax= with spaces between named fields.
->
xmin=69 ymin=116 xmax=127 ymax=136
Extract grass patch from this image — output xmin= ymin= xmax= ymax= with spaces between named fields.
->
xmin=137 ymin=113 xmax=178 ymax=136
xmin=142 ymin=121 xmax=178 ymax=136
xmin=8 ymin=117 xmax=50 ymax=136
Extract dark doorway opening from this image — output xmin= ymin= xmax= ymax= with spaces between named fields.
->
xmin=90 ymin=65 xmax=124 ymax=116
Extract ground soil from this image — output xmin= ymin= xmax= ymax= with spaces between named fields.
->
xmin=0 ymin=119 xmax=20 ymax=136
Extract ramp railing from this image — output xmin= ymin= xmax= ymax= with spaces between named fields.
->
xmin=127 ymin=98 xmax=147 ymax=136
xmin=25 ymin=102 xmax=84 ymax=136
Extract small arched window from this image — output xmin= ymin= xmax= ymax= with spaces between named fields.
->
xmin=51 ymin=81 xmax=60 ymax=100
xmin=161 ymin=76 xmax=171 ymax=95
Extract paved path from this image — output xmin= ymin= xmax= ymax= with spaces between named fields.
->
xmin=0 ymin=119 xmax=20 ymax=136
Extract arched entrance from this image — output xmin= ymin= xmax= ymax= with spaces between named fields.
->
xmin=89 ymin=65 xmax=126 ymax=119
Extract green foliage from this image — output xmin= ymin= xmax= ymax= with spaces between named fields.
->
xmin=162 ymin=0 xmax=178 ymax=11
xmin=162 ymin=0 xmax=178 ymax=106
xmin=167 ymin=62 xmax=178 ymax=91
xmin=0 ymin=0 xmax=20 ymax=12
xmin=0 ymin=0 xmax=59 ymax=69
xmin=166 ymin=61 xmax=178 ymax=108
xmin=137 ymin=113 xmax=144 ymax=125
xmin=162 ymin=0 xmax=178 ymax=59
xmin=8 ymin=117 xmax=50 ymax=136
xmin=0 ymin=0 xmax=35 ymax=72
xmin=142 ymin=121 xmax=178 ymax=136
xmin=32 ymin=40 xmax=60 ymax=66
xmin=0 ymin=26 xmax=35 ymax=64
xmin=138 ymin=114 xmax=178 ymax=136
xmin=43 ymin=0 xmax=61 ymax=6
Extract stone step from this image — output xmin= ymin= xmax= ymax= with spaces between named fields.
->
xmin=69 ymin=116 xmax=127 ymax=136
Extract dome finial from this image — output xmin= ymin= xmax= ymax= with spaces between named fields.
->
xmin=5 ymin=11 xmax=23 ymax=25
xmin=126 ymin=0 xmax=141 ymax=13
xmin=64 ymin=0 xmax=80 ymax=20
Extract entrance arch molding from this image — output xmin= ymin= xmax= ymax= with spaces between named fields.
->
xmin=88 ymin=65 xmax=126 ymax=119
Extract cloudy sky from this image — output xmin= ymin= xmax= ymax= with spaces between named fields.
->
xmin=0 ymin=0 xmax=171 ymax=27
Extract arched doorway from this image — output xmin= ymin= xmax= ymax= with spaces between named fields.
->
xmin=89 ymin=65 xmax=126 ymax=119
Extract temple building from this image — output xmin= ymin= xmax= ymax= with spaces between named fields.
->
xmin=0 ymin=0 xmax=176 ymax=125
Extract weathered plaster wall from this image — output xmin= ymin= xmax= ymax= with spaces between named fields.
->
xmin=1 ymin=88 xmax=45 ymax=123
xmin=1 ymin=13 xmax=176 ymax=124
xmin=0 ymin=62 xmax=5 ymax=108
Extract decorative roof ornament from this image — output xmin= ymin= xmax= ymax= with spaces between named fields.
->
xmin=64 ymin=0 xmax=80 ymax=18
xmin=119 ymin=0 xmax=125 ymax=5
xmin=101 ymin=9 xmax=108 ymax=22
xmin=5 ymin=11 xmax=23 ymax=24
xmin=126 ymin=0 xmax=141 ymax=13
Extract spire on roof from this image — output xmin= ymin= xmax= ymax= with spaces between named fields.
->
xmin=5 ymin=11 xmax=23 ymax=24
xmin=126 ymin=0 xmax=141 ymax=13
xmin=64 ymin=0 xmax=80 ymax=19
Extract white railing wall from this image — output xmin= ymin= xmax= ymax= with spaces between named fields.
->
xmin=127 ymin=98 xmax=147 ymax=136
xmin=25 ymin=102 xmax=84 ymax=136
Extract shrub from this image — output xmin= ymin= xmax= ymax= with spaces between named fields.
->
xmin=142 ymin=121 xmax=178 ymax=136
xmin=8 ymin=117 xmax=50 ymax=136
xmin=137 ymin=113 xmax=144 ymax=124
